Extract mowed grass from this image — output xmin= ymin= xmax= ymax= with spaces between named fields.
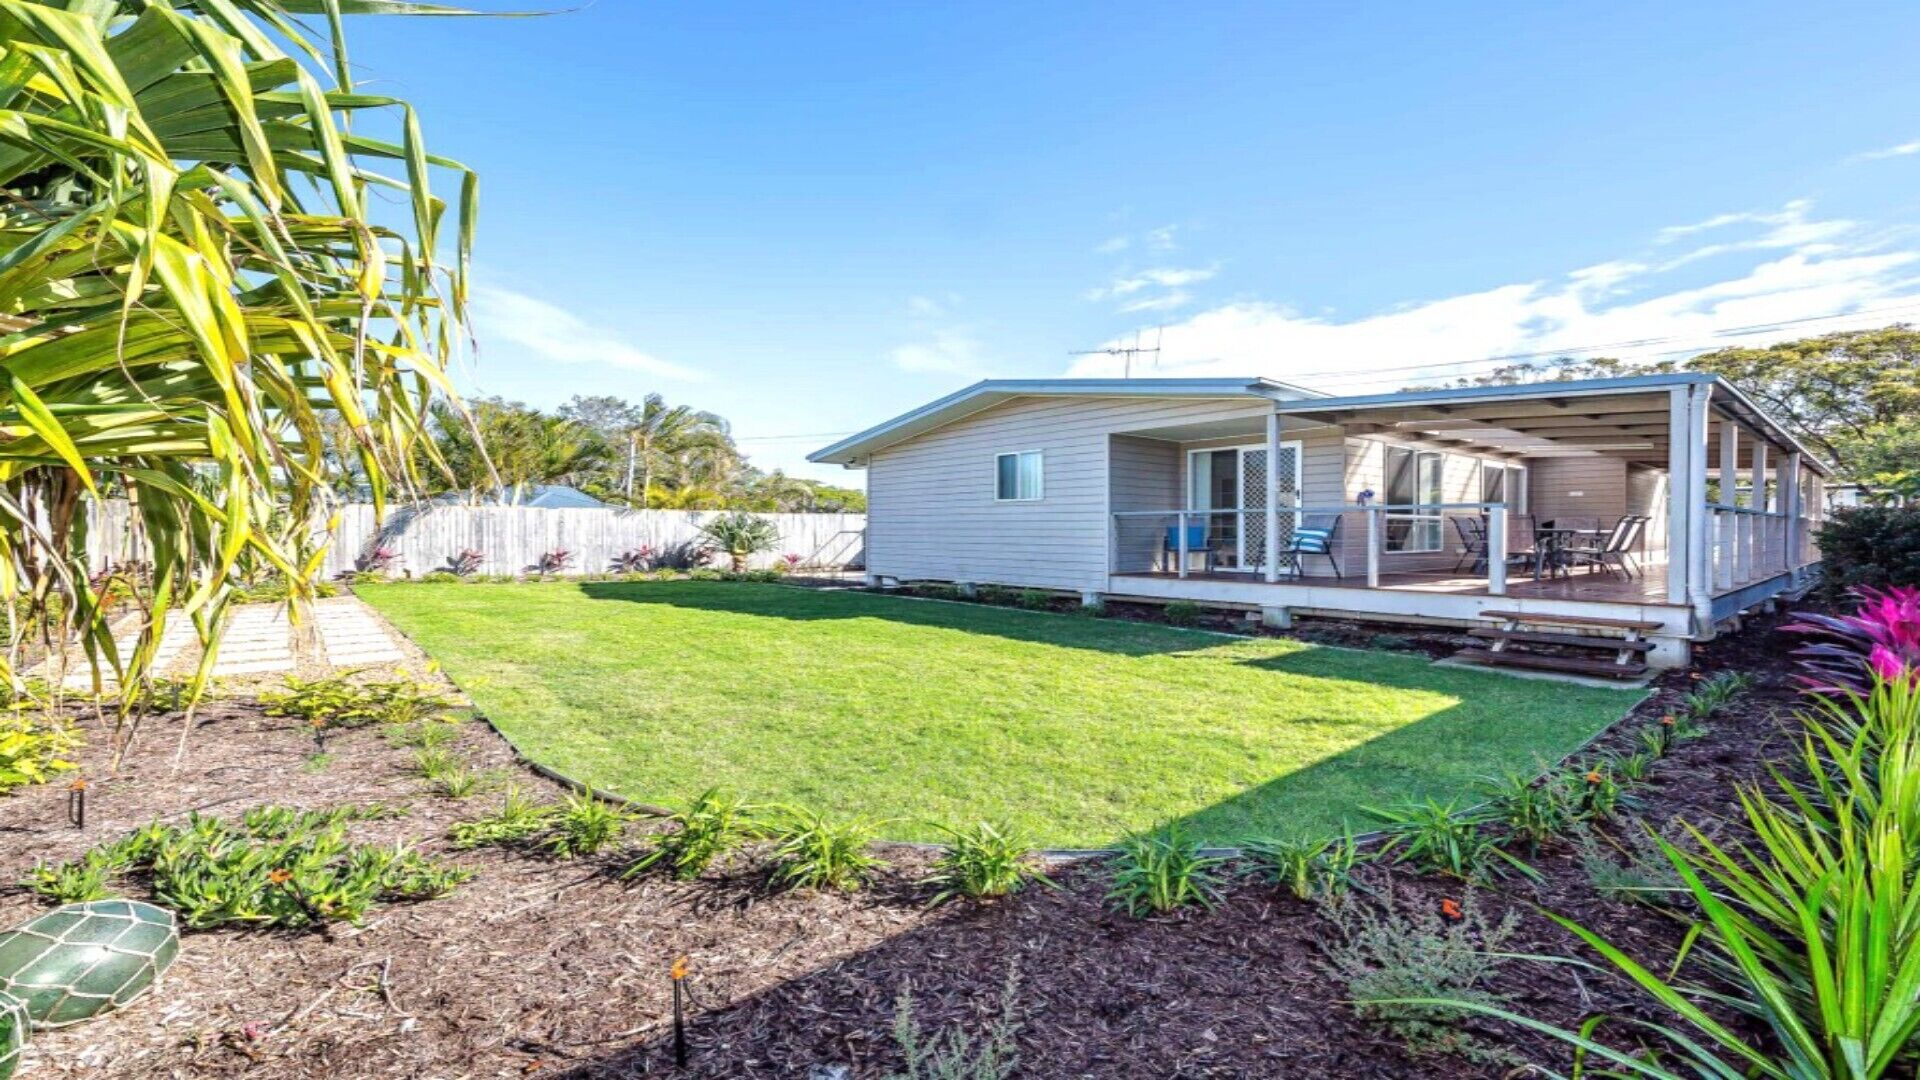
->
xmin=359 ymin=581 xmax=1642 ymax=847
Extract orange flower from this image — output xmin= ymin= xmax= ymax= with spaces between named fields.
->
xmin=1585 ymin=769 xmax=1604 ymax=785
xmin=1661 ymin=715 xmax=1676 ymax=727
xmin=670 ymin=956 xmax=690 ymax=981
xmin=1439 ymin=898 xmax=1464 ymax=921
xmin=68 ymin=777 xmax=87 ymax=792
xmin=268 ymin=869 xmax=292 ymax=886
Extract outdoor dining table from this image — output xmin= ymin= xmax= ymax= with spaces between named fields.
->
xmin=1530 ymin=527 xmax=1603 ymax=580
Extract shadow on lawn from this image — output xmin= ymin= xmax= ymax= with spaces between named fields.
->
xmin=576 ymin=580 xmax=1235 ymax=659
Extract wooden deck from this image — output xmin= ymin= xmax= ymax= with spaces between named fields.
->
xmin=1114 ymin=563 xmax=1674 ymax=605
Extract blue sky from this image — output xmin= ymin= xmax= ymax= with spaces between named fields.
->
xmin=344 ymin=2 xmax=1920 ymax=483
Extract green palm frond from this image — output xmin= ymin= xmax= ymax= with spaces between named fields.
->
xmin=0 ymin=0 xmax=480 ymax=719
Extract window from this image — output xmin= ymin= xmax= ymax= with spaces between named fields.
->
xmin=1384 ymin=446 xmax=1444 ymax=553
xmin=1481 ymin=463 xmax=1526 ymax=514
xmin=995 ymin=451 xmax=1043 ymax=501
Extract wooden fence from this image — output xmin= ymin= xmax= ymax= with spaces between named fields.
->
xmin=84 ymin=501 xmax=866 ymax=579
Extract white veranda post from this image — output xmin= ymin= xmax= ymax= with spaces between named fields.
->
xmin=1718 ymin=419 xmax=1739 ymax=589
xmin=1263 ymin=412 xmax=1281 ymax=583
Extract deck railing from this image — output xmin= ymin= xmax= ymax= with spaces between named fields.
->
xmin=1111 ymin=502 xmax=1525 ymax=594
xmin=1706 ymin=503 xmax=1817 ymax=591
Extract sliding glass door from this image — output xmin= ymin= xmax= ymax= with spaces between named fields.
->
xmin=1186 ymin=443 xmax=1301 ymax=570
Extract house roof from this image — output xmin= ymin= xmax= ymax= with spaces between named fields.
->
xmin=1270 ymin=373 xmax=1834 ymax=475
xmin=807 ymin=377 xmax=1324 ymax=467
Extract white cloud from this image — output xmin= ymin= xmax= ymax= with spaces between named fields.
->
xmin=891 ymin=330 xmax=989 ymax=376
xmin=907 ymin=294 xmax=953 ymax=317
xmin=1066 ymin=201 xmax=1920 ymax=391
xmin=1086 ymin=265 xmax=1218 ymax=304
xmin=1118 ymin=290 xmax=1194 ymax=313
xmin=1145 ymin=225 xmax=1179 ymax=251
xmin=472 ymin=284 xmax=703 ymax=381
xmin=1094 ymin=236 xmax=1131 ymax=254
xmin=1855 ymin=138 xmax=1920 ymax=161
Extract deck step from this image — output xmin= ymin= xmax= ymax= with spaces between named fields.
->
xmin=1468 ymin=628 xmax=1656 ymax=652
xmin=1478 ymin=609 xmax=1664 ymax=632
xmin=1455 ymin=647 xmax=1649 ymax=679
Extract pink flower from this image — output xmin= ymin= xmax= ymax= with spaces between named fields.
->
xmin=1869 ymin=644 xmax=1919 ymax=686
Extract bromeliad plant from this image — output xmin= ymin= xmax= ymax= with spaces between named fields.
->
xmin=0 ymin=2 xmax=485 ymax=733
xmin=442 ymin=549 xmax=487 ymax=577
xmin=1788 ymin=584 xmax=1920 ymax=694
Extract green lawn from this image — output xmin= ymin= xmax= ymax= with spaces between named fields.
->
xmin=359 ymin=580 xmax=1643 ymax=847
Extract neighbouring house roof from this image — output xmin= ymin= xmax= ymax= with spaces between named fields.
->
xmin=807 ymin=377 xmax=1325 ymax=467
xmin=432 ymin=484 xmax=610 ymax=509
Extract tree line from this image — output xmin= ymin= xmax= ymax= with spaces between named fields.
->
xmin=1431 ymin=324 xmax=1920 ymax=498
xmin=419 ymin=394 xmax=866 ymax=513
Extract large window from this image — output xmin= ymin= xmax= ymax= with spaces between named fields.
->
xmin=995 ymin=450 xmax=1044 ymax=501
xmin=1481 ymin=462 xmax=1527 ymax=514
xmin=1384 ymin=446 xmax=1444 ymax=553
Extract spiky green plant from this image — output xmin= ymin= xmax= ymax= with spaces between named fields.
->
xmin=921 ymin=820 xmax=1053 ymax=905
xmin=1105 ymin=826 xmax=1225 ymax=916
xmin=764 ymin=806 xmax=886 ymax=892
xmin=622 ymin=787 xmax=754 ymax=881
xmin=0 ymin=1 xmax=487 ymax=756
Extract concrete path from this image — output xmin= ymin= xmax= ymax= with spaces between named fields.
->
xmin=31 ymin=595 xmax=410 ymax=689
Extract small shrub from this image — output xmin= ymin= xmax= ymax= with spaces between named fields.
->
xmin=1323 ymin=890 xmax=1520 ymax=1062
xmin=610 ymin=546 xmax=654 ymax=573
xmin=765 ymin=807 xmax=886 ymax=892
xmin=1162 ymin=600 xmax=1202 ymax=627
xmin=541 ymin=793 xmax=629 ymax=859
xmin=421 ymin=570 xmax=460 ymax=583
xmin=1365 ymin=800 xmax=1532 ymax=881
xmin=1574 ymin=763 xmax=1631 ymax=820
xmin=915 ymin=583 xmax=964 ymax=602
xmin=1246 ymin=832 xmax=1365 ymax=901
xmin=1574 ymin=823 xmax=1688 ymax=907
xmin=976 ymin=585 xmax=1014 ymax=606
xmin=1477 ymin=771 xmax=1579 ymax=852
xmin=384 ymin=720 xmax=459 ymax=750
xmin=1015 ymin=589 xmax=1050 ymax=611
xmin=1606 ymin=750 xmax=1654 ymax=784
xmin=23 ymin=851 xmax=118 ymax=904
xmin=921 ymin=820 xmax=1053 ymax=905
xmin=533 ymin=548 xmax=575 ymax=575
xmin=1639 ymin=716 xmax=1679 ymax=758
xmin=1682 ymin=670 xmax=1752 ymax=720
xmin=449 ymin=786 xmax=558 ymax=850
xmin=1106 ymin=826 xmax=1225 ymax=916
xmin=885 ymin=968 xmax=1021 ymax=1080
xmin=1077 ymin=598 xmax=1108 ymax=618
xmin=1367 ymin=632 xmax=1413 ymax=650
xmin=52 ymin=809 xmax=468 ymax=929
xmin=1812 ymin=506 xmax=1920 ymax=604
xmin=622 ymin=788 xmax=754 ymax=881
xmin=687 ymin=567 xmax=724 ymax=582
xmin=698 ymin=511 xmax=780 ymax=572
xmin=441 ymin=548 xmax=485 ymax=576
xmin=0 ymin=714 xmax=81 ymax=794
xmin=429 ymin=763 xmax=486 ymax=799
xmin=302 ymin=752 xmax=334 ymax=774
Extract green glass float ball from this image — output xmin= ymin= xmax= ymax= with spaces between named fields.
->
xmin=0 ymin=990 xmax=25 ymax=1080
xmin=0 ymin=900 xmax=180 ymax=1029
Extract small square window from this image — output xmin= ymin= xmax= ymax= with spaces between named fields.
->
xmin=995 ymin=451 xmax=1043 ymax=501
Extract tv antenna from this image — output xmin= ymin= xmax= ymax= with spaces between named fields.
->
xmin=1069 ymin=326 xmax=1162 ymax=378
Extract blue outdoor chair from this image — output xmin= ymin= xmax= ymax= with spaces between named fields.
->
xmin=1161 ymin=523 xmax=1215 ymax=573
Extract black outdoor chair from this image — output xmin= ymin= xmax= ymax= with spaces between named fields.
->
xmin=1282 ymin=514 xmax=1342 ymax=579
xmin=1452 ymin=515 xmax=1489 ymax=573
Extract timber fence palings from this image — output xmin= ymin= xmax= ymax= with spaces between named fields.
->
xmin=82 ymin=501 xmax=865 ymax=579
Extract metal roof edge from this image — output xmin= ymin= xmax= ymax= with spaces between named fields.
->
xmin=807 ymin=377 xmax=1315 ymax=466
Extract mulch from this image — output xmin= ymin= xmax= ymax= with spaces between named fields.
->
xmin=0 ymin=603 xmax=1811 ymax=1078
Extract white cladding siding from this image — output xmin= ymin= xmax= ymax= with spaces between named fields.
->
xmin=865 ymin=395 xmax=1272 ymax=591
xmin=1529 ymin=456 xmax=1628 ymax=527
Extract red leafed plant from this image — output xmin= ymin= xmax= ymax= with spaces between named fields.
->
xmin=1785 ymin=584 xmax=1920 ymax=694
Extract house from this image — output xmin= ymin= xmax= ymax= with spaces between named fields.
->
xmin=809 ymin=374 xmax=1831 ymax=674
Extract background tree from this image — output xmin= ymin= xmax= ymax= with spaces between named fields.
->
xmin=0 ymin=1 xmax=478 ymax=710
xmin=432 ymin=399 xmax=607 ymax=499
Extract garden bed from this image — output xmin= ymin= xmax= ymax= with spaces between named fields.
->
xmin=0 ymin=603 xmax=1804 ymax=1077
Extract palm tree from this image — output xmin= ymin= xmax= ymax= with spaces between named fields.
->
xmin=627 ymin=394 xmax=729 ymax=504
xmin=432 ymin=399 xmax=608 ymax=500
xmin=0 ymin=2 xmax=478 ymax=719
